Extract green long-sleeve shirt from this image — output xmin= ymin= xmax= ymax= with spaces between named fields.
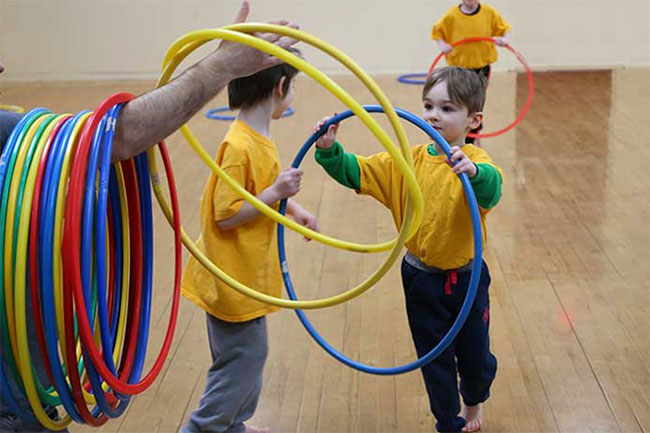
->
xmin=315 ymin=141 xmax=502 ymax=209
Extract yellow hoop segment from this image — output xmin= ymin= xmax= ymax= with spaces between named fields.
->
xmin=147 ymin=24 xmax=424 ymax=309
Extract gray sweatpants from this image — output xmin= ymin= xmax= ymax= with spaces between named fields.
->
xmin=183 ymin=313 xmax=268 ymax=433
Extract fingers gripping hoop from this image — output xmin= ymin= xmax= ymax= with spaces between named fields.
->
xmin=147 ymin=24 xmax=425 ymax=310
xmin=428 ymin=37 xmax=534 ymax=139
xmin=278 ymin=105 xmax=484 ymax=374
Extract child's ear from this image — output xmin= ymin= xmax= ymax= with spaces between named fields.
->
xmin=468 ymin=111 xmax=483 ymax=131
xmin=275 ymin=76 xmax=287 ymax=98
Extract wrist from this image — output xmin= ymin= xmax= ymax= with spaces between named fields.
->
xmin=265 ymin=185 xmax=283 ymax=203
xmin=197 ymin=50 xmax=234 ymax=88
xmin=469 ymin=163 xmax=479 ymax=179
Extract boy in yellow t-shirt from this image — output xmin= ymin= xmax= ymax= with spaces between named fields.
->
xmin=312 ymin=67 xmax=502 ymax=433
xmin=432 ymin=0 xmax=511 ymax=145
xmin=181 ymin=48 xmax=317 ymax=433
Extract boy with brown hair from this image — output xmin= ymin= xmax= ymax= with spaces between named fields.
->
xmin=313 ymin=67 xmax=502 ymax=432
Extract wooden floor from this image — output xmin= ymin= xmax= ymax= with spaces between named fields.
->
xmin=2 ymin=68 xmax=648 ymax=433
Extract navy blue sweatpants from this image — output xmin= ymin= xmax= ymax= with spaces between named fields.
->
xmin=401 ymin=258 xmax=497 ymax=433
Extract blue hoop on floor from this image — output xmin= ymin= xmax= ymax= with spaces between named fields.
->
xmin=277 ymin=105 xmax=483 ymax=375
xmin=397 ymin=73 xmax=427 ymax=85
xmin=205 ymin=106 xmax=295 ymax=120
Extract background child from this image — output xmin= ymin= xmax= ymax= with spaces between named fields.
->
xmin=431 ymin=0 xmax=511 ymax=145
xmin=312 ymin=67 xmax=502 ymax=432
xmin=181 ymin=48 xmax=317 ymax=433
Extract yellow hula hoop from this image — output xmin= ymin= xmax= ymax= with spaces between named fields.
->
xmin=147 ymin=24 xmax=424 ymax=310
xmin=0 ymin=104 xmax=25 ymax=114
xmin=15 ymin=114 xmax=68 ymax=403
xmin=113 ymin=163 xmax=131 ymax=365
xmin=11 ymin=115 xmax=72 ymax=430
xmin=4 ymin=114 xmax=53 ymax=364
xmin=159 ymin=25 xmax=422 ymax=249
xmin=53 ymin=112 xmax=91 ymax=373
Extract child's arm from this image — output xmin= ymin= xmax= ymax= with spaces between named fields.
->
xmin=435 ymin=39 xmax=453 ymax=54
xmin=217 ymin=167 xmax=303 ymax=230
xmin=493 ymin=32 xmax=511 ymax=47
xmin=447 ymin=146 xmax=502 ymax=209
xmin=286 ymin=199 xmax=318 ymax=241
xmin=313 ymin=116 xmax=361 ymax=190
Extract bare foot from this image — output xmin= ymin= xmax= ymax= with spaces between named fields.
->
xmin=243 ymin=426 xmax=270 ymax=433
xmin=461 ymin=403 xmax=483 ymax=432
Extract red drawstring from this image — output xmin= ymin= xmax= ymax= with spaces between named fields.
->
xmin=444 ymin=269 xmax=458 ymax=295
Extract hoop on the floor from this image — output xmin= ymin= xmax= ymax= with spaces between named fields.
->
xmin=206 ymin=106 xmax=294 ymax=120
xmin=396 ymin=73 xmax=427 ymax=85
xmin=428 ymin=37 xmax=534 ymax=139
xmin=277 ymin=105 xmax=484 ymax=375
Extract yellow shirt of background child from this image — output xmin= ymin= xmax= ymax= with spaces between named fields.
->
xmin=432 ymin=4 xmax=511 ymax=69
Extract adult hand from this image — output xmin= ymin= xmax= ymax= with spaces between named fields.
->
xmin=216 ymin=0 xmax=300 ymax=79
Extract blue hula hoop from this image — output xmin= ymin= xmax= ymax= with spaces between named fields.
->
xmin=39 ymin=112 xmax=88 ymax=423
xmin=107 ymin=166 xmax=124 ymax=343
xmin=0 ymin=108 xmax=50 ymax=421
xmin=81 ymin=105 xmax=137 ymax=417
xmin=397 ymin=73 xmax=427 ymax=85
xmin=277 ymin=105 xmax=483 ymax=375
xmin=205 ymin=105 xmax=294 ymax=121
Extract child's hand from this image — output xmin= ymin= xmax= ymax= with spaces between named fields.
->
xmin=439 ymin=41 xmax=453 ymax=54
xmin=446 ymin=146 xmax=478 ymax=178
xmin=313 ymin=116 xmax=339 ymax=150
xmin=272 ymin=167 xmax=303 ymax=200
xmin=493 ymin=37 xmax=509 ymax=47
xmin=291 ymin=207 xmax=319 ymax=242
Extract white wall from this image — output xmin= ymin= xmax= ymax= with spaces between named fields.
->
xmin=1 ymin=0 xmax=648 ymax=82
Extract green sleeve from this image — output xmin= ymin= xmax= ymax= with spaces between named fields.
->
xmin=314 ymin=141 xmax=361 ymax=190
xmin=470 ymin=163 xmax=502 ymax=209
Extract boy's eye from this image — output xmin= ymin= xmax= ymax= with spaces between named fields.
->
xmin=424 ymin=103 xmax=433 ymax=110
xmin=442 ymin=105 xmax=455 ymax=112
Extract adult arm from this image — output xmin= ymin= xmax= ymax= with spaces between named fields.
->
xmin=111 ymin=1 xmax=298 ymax=161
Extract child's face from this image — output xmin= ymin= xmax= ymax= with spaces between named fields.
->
xmin=272 ymin=76 xmax=296 ymax=119
xmin=461 ymin=0 xmax=480 ymax=9
xmin=422 ymin=81 xmax=481 ymax=146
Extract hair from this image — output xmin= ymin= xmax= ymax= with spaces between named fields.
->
xmin=422 ymin=66 xmax=487 ymax=114
xmin=227 ymin=48 xmax=301 ymax=110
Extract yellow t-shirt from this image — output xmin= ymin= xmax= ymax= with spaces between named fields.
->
xmin=181 ymin=120 xmax=283 ymax=322
xmin=431 ymin=3 xmax=511 ymax=69
xmin=357 ymin=144 xmax=503 ymax=270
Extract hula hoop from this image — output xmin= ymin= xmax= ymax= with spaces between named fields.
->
xmin=0 ymin=104 xmax=25 ymax=114
xmin=397 ymin=73 xmax=427 ymax=85
xmin=206 ymin=105 xmax=294 ymax=120
xmin=428 ymin=37 xmax=534 ymax=139
xmin=147 ymin=23 xmax=424 ymax=310
xmin=277 ymin=105 xmax=483 ymax=374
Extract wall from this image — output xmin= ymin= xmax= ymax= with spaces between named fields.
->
xmin=1 ymin=0 xmax=648 ymax=81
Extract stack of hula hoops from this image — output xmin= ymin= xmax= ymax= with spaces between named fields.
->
xmin=1 ymin=94 xmax=182 ymax=430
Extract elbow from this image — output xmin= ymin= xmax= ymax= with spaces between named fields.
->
xmin=217 ymin=221 xmax=232 ymax=231
xmin=110 ymin=129 xmax=138 ymax=162
xmin=217 ymin=220 xmax=236 ymax=231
